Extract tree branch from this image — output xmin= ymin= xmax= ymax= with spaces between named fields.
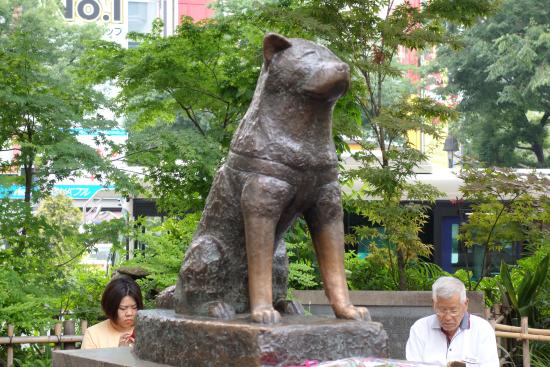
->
xmin=386 ymin=1 xmax=396 ymax=19
xmin=387 ymin=135 xmax=395 ymax=151
xmin=170 ymin=93 xmax=206 ymax=136
xmin=55 ymin=246 xmax=92 ymax=268
xmin=540 ymin=111 xmax=549 ymax=127
xmin=514 ymin=145 xmax=534 ymax=152
xmin=110 ymin=146 xmax=159 ymax=162
xmin=178 ymin=83 xmax=229 ymax=105
xmin=0 ymin=148 xmax=22 ymax=152
xmin=474 ymin=192 xmax=519 ymax=289
xmin=352 ymin=136 xmax=383 ymax=167
xmin=360 ymin=68 xmax=378 ymax=117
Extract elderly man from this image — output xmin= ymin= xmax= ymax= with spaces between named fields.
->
xmin=406 ymin=276 xmax=499 ymax=367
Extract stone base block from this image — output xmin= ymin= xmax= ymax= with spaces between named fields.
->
xmin=53 ymin=347 xmax=171 ymax=367
xmin=134 ymin=309 xmax=388 ymax=367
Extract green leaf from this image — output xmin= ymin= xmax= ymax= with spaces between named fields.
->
xmin=522 ymin=253 xmax=550 ymax=306
xmin=499 ymin=261 xmax=519 ymax=310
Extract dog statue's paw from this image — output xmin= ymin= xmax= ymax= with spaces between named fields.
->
xmin=275 ymin=299 xmax=305 ymax=316
xmin=251 ymin=306 xmax=281 ymax=324
xmin=333 ymin=304 xmax=371 ymax=321
xmin=205 ymin=301 xmax=236 ymax=320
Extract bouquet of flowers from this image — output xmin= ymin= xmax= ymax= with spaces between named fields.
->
xmin=286 ymin=357 xmax=442 ymax=367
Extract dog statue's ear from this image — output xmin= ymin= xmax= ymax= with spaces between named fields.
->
xmin=263 ymin=33 xmax=292 ymax=67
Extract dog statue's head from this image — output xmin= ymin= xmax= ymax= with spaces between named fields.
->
xmin=261 ymin=33 xmax=350 ymax=102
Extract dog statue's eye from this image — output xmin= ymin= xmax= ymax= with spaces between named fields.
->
xmin=301 ymin=51 xmax=317 ymax=58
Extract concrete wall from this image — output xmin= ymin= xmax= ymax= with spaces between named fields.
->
xmin=293 ymin=290 xmax=485 ymax=359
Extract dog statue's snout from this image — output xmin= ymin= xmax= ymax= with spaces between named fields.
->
xmin=336 ymin=62 xmax=349 ymax=73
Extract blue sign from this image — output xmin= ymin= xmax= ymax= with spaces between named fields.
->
xmin=54 ymin=185 xmax=111 ymax=199
xmin=71 ymin=128 xmax=128 ymax=137
xmin=0 ymin=185 xmax=113 ymax=200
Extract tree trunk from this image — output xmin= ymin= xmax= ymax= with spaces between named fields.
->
xmin=532 ymin=142 xmax=545 ymax=167
xmin=481 ymin=249 xmax=492 ymax=281
xmin=532 ymin=112 xmax=548 ymax=167
xmin=24 ymin=163 xmax=33 ymax=203
xmin=397 ymin=250 xmax=407 ymax=290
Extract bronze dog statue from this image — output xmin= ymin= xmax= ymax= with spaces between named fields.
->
xmin=174 ymin=33 xmax=369 ymax=324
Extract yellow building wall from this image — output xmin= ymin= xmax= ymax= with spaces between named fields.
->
xmin=407 ymin=129 xmax=451 ymax=170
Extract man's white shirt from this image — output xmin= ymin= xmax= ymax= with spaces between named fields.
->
xmin=405 ymin=313 xmax=499 ymax=367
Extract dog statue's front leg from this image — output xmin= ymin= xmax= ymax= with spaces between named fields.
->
xmin=241 ymin=174 xmax=294 ymax=324
xmin=306 ymin=182 xmax=371 ymax=322
xmin=244 ymin=215 xmax=280 ymax=324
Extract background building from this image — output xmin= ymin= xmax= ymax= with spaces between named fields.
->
xmin=63 ymin=0 xmax=180 ymax=47
xmin=178 ymin=0 xmax=212 ymax=21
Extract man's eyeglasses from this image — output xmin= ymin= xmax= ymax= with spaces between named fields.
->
xmin=435 ymin=308 xmax=461 ymax=317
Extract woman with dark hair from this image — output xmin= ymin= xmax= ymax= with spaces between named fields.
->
xmin=81 ymin=277 xmax=144 ymax=349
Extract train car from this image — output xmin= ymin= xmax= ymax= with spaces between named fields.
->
xmin=343 ymin=167 xmax=550 ymax=278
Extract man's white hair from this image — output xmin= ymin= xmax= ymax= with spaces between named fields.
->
xmin=432 ymin=276 xmax=467 ymax=303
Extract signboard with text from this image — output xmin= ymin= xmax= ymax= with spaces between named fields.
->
xmin=64 ymin=0 xmax=128 ymax=45
xmin=0 ymin=184 xmax=113 ymax=200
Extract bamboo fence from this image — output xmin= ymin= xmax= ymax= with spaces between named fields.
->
xmin=0 ymin=320 xmax=86 ymax=367
xmin=492 ymin=316 xmax=550 ymax=367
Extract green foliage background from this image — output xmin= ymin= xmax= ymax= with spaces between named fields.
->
xmin=438 ymin=0 xmax=550 ymax=167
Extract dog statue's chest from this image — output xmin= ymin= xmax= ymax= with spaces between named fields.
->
xmin=230 ymin=118 xmax=338 ymax=170
xmin=227 ymin=151 xmax=338 ymax=190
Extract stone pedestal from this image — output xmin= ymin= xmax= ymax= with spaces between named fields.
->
xmin=134 ymin=309 xmax=388 ymax=367
xmin=53 ymin=347 xmax=171 ymax=367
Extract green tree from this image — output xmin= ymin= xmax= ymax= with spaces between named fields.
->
xmin=35 ymin=193 xmax=83 ymax=262
xmin=0 ymin=194 xmax=119 ymax=363
xmin=439 ymin=0 xmax=550 ymax=167
xmin=0 ymin=0 xmax=124 ymax=204
xmin=121 ymin=214 xmax=200 ymax=305
xmin=458 ymin=165 xmax=550 ymax=286
xmin=79 ymin=17 xmax=263 ymax=215
xmin=0 ymin=194 xmax=123 ymax=320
